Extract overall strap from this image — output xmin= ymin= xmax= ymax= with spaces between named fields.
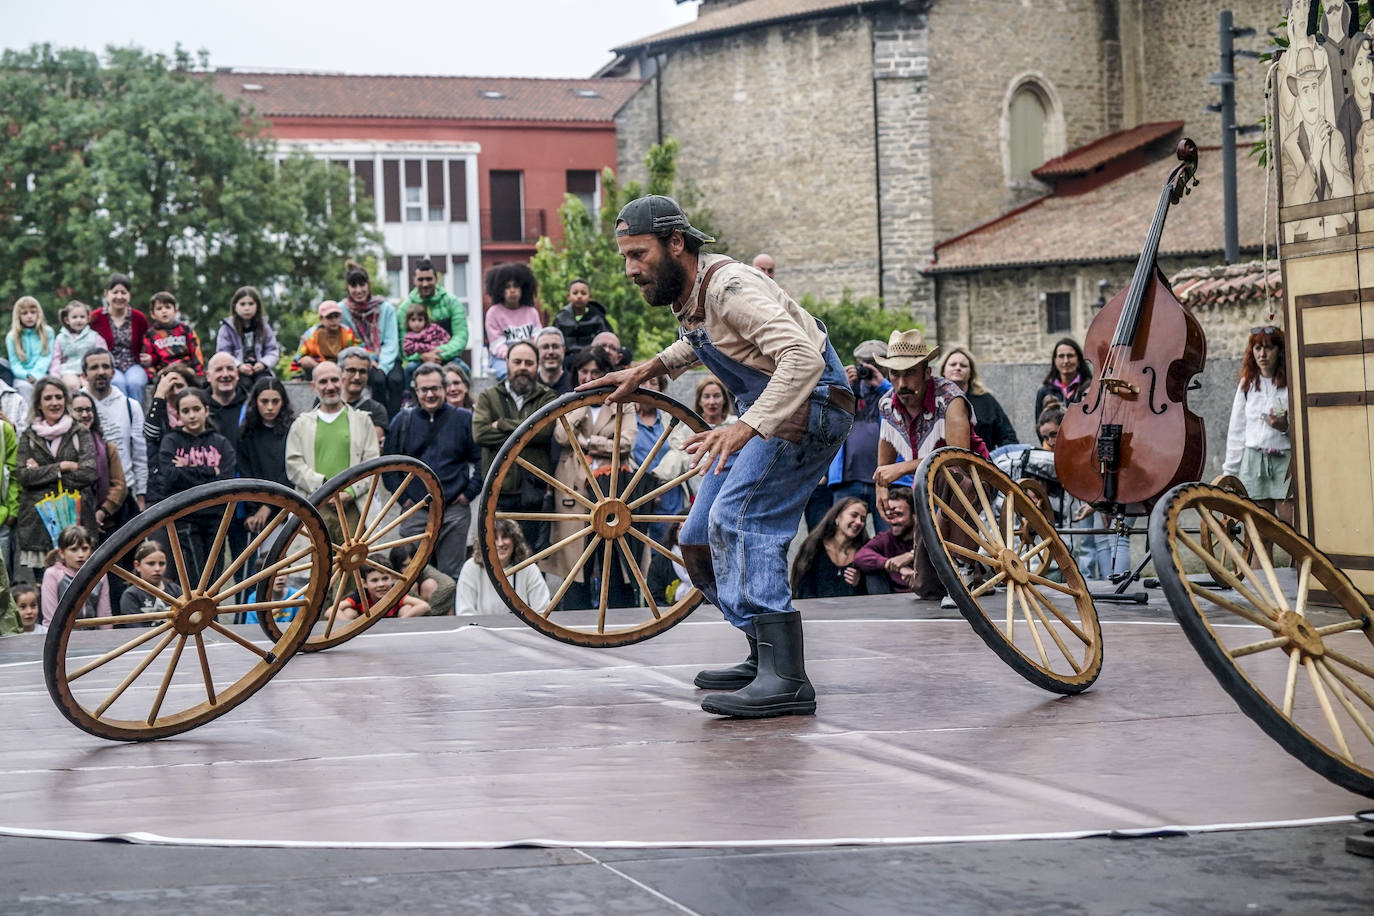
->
xmin=690 ymin=259 xmax=735 ymax=322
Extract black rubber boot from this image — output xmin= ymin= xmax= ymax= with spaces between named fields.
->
xmin=693 ymin=635 xmax=758 ymax=690
xmin=700 ymin=612 xmax=816 ymax=718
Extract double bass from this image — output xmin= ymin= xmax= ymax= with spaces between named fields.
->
xmin=1056 ymin=138 xmax=1207 ymax=514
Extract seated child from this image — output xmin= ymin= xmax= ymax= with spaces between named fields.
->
xmin=14 ymin=583 xmax=42 ymax=634
xmin=41 ymin=525 xmax=109 ymax=628
xmin=338 ymin=563 xmax=430 ymax=621
xmin=401 ymin=302 xmax=451 ymax=377
xmin=117 ymin=540 xmax=182 ymax=628
xmin=390 ymin=542 xmax=455 ymax=615
xmin=291 ymin=301 xmax=361 ymax=378
xmin=141 ymin=291 xmax=205 ymax=378
xmin=49 ymin=300 xmax=102 ymax=392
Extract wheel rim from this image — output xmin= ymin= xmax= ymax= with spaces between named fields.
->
xmin=916 ymin=448 xmax=1103 ymax=693
xmin=1198 ymin=474 xmax=1254 ymax=583
xmin=43 ymin=481 xmax=331 ymax=741
xmin=258 ymin=457 xmax=444 ymax=651
xmin=1150 ymin=483 xmax=1374 ymax=798
xmin=480 ymin=387 xmax=707 ymax=647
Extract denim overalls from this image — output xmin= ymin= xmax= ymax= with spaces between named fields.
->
xmin=678 ymin=320 xmax=853 ymax=635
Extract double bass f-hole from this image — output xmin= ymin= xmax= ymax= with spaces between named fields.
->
xmin=1141 ymin=366 xmax=1167 ymax=415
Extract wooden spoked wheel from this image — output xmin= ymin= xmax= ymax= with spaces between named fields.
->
xmin=480 ymin=387 xmax=708 ymax=647
xmin=1006 ymin=478 xmax=1051 ymax=549
xmin=258 ymin=457 xmax=443 ymax=651
xmin=43 ymin=481 xmax=332 ymax=741
xmin=915 ymin=448 xmax=1103 ymax=694
xmin=1149 ymin=484 xmax=1374 ymax=798
xmin=1197 ymin=474 xmax=1253 ymax=583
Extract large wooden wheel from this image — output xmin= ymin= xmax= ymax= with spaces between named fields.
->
xmin=43 ymin=480 xmax=332 ymax=741
xmin=1149 ymin=483 xmax=1374 ymax=798
xmin=915 ymin=448 xmax=1104 ymax=694
xmin=258 ymin=457 xmax=443 ymax=651
xmin=480 ymin=387 xmax=707 ymax=647
xmin=1197 ymin=473 xmax=1253 ymax=583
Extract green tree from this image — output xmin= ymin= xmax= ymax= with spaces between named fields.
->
xmin=530 ymin=137 xmax=724 ymax=359
xmin=0 ymin=43 xmax=380 ymax=343
xmin=800 ymin=291 xmax=908 ymax=360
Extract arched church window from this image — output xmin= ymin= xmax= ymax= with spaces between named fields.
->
xmin=1009 ymin=88 xmax=1047 ymax=181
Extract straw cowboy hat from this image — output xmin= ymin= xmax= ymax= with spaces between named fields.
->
xmin=873 ymin=329 xmax=940 ymax=372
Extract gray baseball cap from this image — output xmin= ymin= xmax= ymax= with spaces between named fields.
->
xmin=615 ymin=195 xmax=715 ymax=243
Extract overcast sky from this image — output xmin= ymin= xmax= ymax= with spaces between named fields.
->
xmin=8 ymin=1 xmax=701 ymax=78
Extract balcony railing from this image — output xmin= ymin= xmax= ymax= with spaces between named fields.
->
xmin=481 ymin=208 xmax=547 ymax=244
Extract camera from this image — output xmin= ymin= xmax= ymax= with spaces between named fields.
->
xmin=856 ymin=364 xmax=875 ymax=382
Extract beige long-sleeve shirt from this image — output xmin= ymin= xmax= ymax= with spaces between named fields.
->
xmin=654 ymin=253 xmax=828 ymax=439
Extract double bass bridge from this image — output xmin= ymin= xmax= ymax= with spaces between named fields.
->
xmin=1099 ymin=376 xmax=1141 ymax=396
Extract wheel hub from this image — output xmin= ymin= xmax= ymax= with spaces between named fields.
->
xmin=592 ymin=499 xmax=634 ymax=539
xmin=173 ymin=596 xmax=218 ymax=635
xmin=339 ymin=542 xmax=370 ymax=572
xmin=999 ymin=548 xmax=1029 ymax=585
xmin=1280 ymin=611 xmax=1324 ymax=658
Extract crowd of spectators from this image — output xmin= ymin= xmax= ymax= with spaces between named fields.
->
xmin=0 ymin=253 xmax=1291 ymax=639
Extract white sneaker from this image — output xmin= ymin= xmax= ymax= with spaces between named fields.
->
xmin=940 ymin=594 xmax=958 ymax=609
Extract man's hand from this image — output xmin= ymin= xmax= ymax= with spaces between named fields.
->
xmin=682 ymin=421 xmax=756 ymax=476
xmin=844 ymin=364 xmax=858 ymax=386
xmin=245 ymin=505 xmax=271 ymax=534
xmin=873 ymin=462 xmax=913 ymax=487
xmin=584 ymin=365 xmax=644 ymax=404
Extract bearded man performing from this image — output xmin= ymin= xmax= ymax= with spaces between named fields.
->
xmin=588 ymin=196 xmax=854 ymax=718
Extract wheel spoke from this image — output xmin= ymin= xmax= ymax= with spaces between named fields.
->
xmin=1228 ymin=634 xmax=1292 ymax=658
xmin=1184 ymin=580 xmax=1282 ymax=632
xmin=941 ymin=466 xmax=1000 ymax=549
xmin=210 ymin=507 xmax=294 ymax=592
xmin=1020 ymin=539 xmax=1053 ymax=566
xmin=515 ymin=457 xmax=596 ymax=511
xmin=1023 ymin=571 xmax=1079 ymax=597
xmin=351 ymin=569 xmax=371 ymax=620
xmin=322 ymin=567 xmax=348 ymax=639
xmin=206 ymin=619 xmax=272 ymax=660
xmin=1004 ymin=577 xmax=1015 ymax=638
xmin=559 ymin=415 xmax=605 ymax=501
xmin=1015 ymin=585 xmax=1051 ymax=668
xmin=109 ymin=565 xmax=183 ymax=611
xmin=619 ymin=418 xmax=679 ymax=504
xmin=1325 ymin=647 xmax=1374 ymax=681
xmin=597 ymin=539 xmax=614 ymax=634
xmin=93 ymin=627 xmax=178 ymax=718
xmin=1317 ymin=619 xmax=1370 ymax=636
xmin=1243 ymin=512 xmax=1290 ymax=613
xmin=73 ymin=609 xmax=171 ymax=628
xmin=330 ymin=492 xmax=352 ymax=543
xmin=543 ymin=536 xmax=604 ymax=618
xmin=1314 ymin=659 xmax=1374 ymax=750
xmin=368 ymin=532 xmax=431 ymax=553
xmin=1304 ymin=657 xmax=1353 ymax=761
xmin=1023 ymin=583 xmax=1091 ymax=645
xmin=931 ymin=494 xmax=1001 ymax=555
xmin=165 ymin=521 xmax=193 ymax=597
xmin=508 ymin=525 xmax=594 ymax=575
xmin=627 ymin=463 xmax=703 ymax=512
xmin=1282 ymin=649 xmax=1302 ymax=716
xmin=626 ymin=526 xmax=685 ymax=567
xmin=146 ymin=635 xmax=188 ymax=725
xmin=67 ymin=623 xmax=173 ymax=682
xmin=1293 ymin=556 xmax=1313 ymax=618
xmin=967 ymin=569 xmax=1008 ymax=598
xmin=495 ymin=511 xmax=592 ymax=523
xmin=609 ymin=405 xmax=623 ymax=500
xmin=194 ymin=632 xmax=217 ymax=706
xmin=197 ymin=503 xmax=236 ymax=592
xmin=355 ymin=468 xmax=380 ymax=540
xmin=1319 ymin=657 xmax=1374 ymax=714
xmin=1003 ymin=496 xmax=1015 ymax=551
xmin=361 ymin=498 xmax=430 ymax=548
xmin=944 ymin=539 xmax=994 ymax=567
xmin=619 ymin=537 xmax=662 ymax=620
xmin=212 ymin=546 xmax=314 ymax=603
xmin=1178 ymin=529 xmax=1278 ymax=619
xmin=358 ymin=473 xmax=413 ymax=541
xmin=1024 ymin=584 xmax=1082 ymax=672
xmin=216 ymin=598 xmax=311 ymax=615
xmin=968 ymin=466 xmax=1005 ymax=550
xmin=629 ymin=514 xmax=692 ymax=524
xmin=361 ymin=556 xmax=407 ymax=581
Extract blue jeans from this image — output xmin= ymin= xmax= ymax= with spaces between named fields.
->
xmin=113 ymin=365 xmax=148 ymax=403
xmin=680 ymin=400 xmax=851 ymax=635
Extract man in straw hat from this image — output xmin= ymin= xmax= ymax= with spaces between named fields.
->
xmin=872 ymin=329 xmax=988 ymax=600
xmin=589 ymin=195 xmax=854 ymax=719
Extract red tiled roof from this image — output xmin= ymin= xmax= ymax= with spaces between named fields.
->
xmin=1169 ymin=261 xmax=1283 ymax=307
xmin=613 ymin=0 xmax=891 ymax=53
xmin=927 ymin=145 xmax=1271 ymax=273
xmin=1033 ymin=121 xmax=1185 ymax=179
xmin=210 ymin=72 xmax=642 ymax=123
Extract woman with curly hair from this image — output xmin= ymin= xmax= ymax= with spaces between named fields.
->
xmin=456 ymin=517 xmax=550 ymax=615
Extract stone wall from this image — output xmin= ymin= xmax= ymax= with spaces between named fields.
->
xmin=616 ymin=15 xmax=883 ymax=302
